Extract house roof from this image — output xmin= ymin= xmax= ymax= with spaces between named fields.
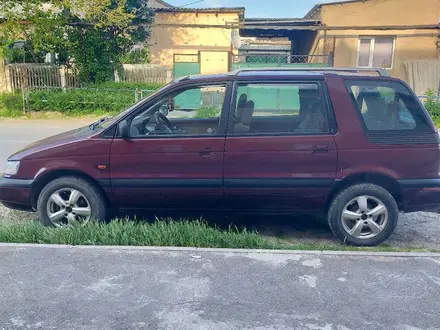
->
xmin=305 ymin=0 xmax=369 ymax=19
xmin=154 ymin=7 xmax=245 ymax=13
xmin=149 ymin=0 xmax=174 ymax=8
xmin=245 ymin=18 xmax=306 ymax=22
xmin=244 ymin=17 xmax=321 ymax=26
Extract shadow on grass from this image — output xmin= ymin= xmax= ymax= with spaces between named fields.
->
xmin=1 ymin=210 xmax=434 ymax=251
xmin=119 ymin=210 xmax=338 ymax=246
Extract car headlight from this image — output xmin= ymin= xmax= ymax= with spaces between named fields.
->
xmin=4 ymin=161 xmax=20 ymax=176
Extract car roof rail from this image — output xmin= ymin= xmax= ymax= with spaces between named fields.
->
xmin=229 ymin=67 xmax=390 ymax=77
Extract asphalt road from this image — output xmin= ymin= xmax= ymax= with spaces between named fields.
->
xmin=0 ymin=245 xmax=439 ymax=330
xmin=0 ymin=119 xmax=91 ymax=166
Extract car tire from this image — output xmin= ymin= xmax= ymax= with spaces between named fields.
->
xmin=37 ymin=176 xmax=107 ymax=227
xmin=328 ymin=183 xmax=398 ymax=246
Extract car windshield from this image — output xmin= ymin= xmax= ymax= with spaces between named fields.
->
xmin=93 ymin=81 xmax=174 ymax=130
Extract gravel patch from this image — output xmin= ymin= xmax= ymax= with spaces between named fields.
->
xmin=248 ymin=212 xmax=440 ymax=249
xmin=392 ymin=212 xmax=440 ymax=249
xmin=0 ymin=205 xmax=36 ymax=225
xmin=1 ymin=204 xmax=440 ymax=249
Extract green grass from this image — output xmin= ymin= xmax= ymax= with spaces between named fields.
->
xmin=0 ymin=219 xmax=436 ymax=253
xmin=0 ymin=219 xmax=285 ymax=249
xmin=0 ymin=93 xmax=23 ymax=118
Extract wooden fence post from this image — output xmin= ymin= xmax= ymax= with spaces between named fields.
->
xmin=166 ymin=67 xmax=173 ymax=83
xmin=4 ymin=65 xmax=12 ymax=92
xmin=60 ymin=66 xmax=67 ymax=92
xmin=114 ymin=69 xmax=120 ymax=82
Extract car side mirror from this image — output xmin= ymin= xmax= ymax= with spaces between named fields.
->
xmin=119 ymin=120 xmax=130 ymax=139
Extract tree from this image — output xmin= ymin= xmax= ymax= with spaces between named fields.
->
xmin=0 ymin=0 xmax=154 ymax=83
xmin=0 ymin=0 xmax=67 ymax=63
xmin=66 ymin=0 xmax=154 ymax=82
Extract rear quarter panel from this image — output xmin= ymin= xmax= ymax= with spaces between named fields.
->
xmin=326 ymin=74 xmax=440 ymax=181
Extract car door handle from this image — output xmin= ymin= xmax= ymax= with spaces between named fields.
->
xmin=199 ymin=148 xmax=215 ymax=158
xmin=312 ymin=145 xmax=329 ymax=154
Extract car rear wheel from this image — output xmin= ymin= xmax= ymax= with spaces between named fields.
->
xmin=328 ymin=183 xmax=398 ymax=246
xmin=37 ymin=176 xmax=107 ymax=227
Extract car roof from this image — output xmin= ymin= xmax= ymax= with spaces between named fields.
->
xmin=178 ymin=67 xmax=390 ymax=83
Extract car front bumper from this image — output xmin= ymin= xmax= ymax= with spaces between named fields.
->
xmin=0 ymin=175 xmax=34 ymax=212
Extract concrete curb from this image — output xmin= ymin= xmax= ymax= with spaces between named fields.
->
xmin=0 ymin=242 xmax=440 ymax=258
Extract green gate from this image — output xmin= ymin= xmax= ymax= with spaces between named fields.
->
xmin=173 ymin=55 xmax=201 ymax=110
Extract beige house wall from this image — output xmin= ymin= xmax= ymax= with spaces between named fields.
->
xmin=314 ymin=0 xmax=440 ymax=81
xmin=200 ymin=51 xmax=229 ymax=74
xmin=315 ymin=29 xmax=438 ymax=80
xmin=149 ymin=11 xmax=240 ymax=74
xmin=320 ymin=0 xmax=440 ymax=26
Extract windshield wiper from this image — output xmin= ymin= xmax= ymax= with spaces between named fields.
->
xmin=89 ymin=117 xmax=108 ymax=130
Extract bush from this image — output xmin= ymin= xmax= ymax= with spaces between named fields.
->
xmin=25 ymin=83 xmax=163 ymax=116
xmin=0 ymin=93 xmax=23 ymax=117
xmin=0 ymin=82 xmax=164 ymax=117
xmin=90 ymin=81 xmax=163 ymax=91
xmin=195 ymin=106 xmax=221 ymax=118
xmin=27 ymin=88 xmax=137 ymax=115
xmin=425 ymin=89 xmax=440 ymax=119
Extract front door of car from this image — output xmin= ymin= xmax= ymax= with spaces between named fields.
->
xmin=223 ymin=80 xmax=338 ymax=212
xmin=109 ymin=82 xmax=230 ymax=211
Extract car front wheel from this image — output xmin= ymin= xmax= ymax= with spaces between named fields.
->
xmin=328 ymin=183 xmax=399 ymax=246
xmin=37 ymin=176 xmax=107 ymax=227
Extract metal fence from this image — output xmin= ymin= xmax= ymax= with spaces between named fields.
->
xmin=231 ymin=53 xmax=333 ymax=68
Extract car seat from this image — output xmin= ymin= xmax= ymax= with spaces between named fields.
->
xmin=298 ymin=100 xmax=325 ymax=132
xmin=234 ymin=100 xmax=255 ymax=133
xmin=236 ymin=93 xmax=248 ymax=123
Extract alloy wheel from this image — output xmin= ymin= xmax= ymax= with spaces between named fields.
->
xmin=46 ymin=188 xmax=92 ymax=226
xmin=341 ymin=195 xmax=388 ymax=239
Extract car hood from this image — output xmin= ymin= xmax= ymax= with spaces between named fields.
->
xmin=8 ymin=126 xmax=97 ymax=161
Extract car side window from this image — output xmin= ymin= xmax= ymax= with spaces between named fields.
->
xmin=346 ymin=80 xmax=430 ymax=132
xmin=232 ymin=82 xmax=330 ymax=135
xmin=126 ymin=84 xmax=226 ymax=138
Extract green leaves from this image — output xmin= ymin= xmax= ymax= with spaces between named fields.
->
xmin=0 ymin=0 xmax=154 ymax=83
xmin=122 ymin=48 xmax=150 ymax=64
xmin=424 ymin=89 xmax=440 ymax=124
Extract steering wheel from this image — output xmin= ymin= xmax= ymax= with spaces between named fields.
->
xmin=131 ymin=115 xmax=152 ymax=135
xmin=139 ymin=116 xmax=152 ymax=134
xmin=154 ymin=111 xmax=174 ymax=134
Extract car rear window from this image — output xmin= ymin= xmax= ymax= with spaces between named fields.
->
xmin=345 ymin=80 xmax=431 ymax=133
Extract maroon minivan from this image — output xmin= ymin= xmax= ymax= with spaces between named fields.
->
xmin=1 ymin=68 xmax=439 ymax=246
